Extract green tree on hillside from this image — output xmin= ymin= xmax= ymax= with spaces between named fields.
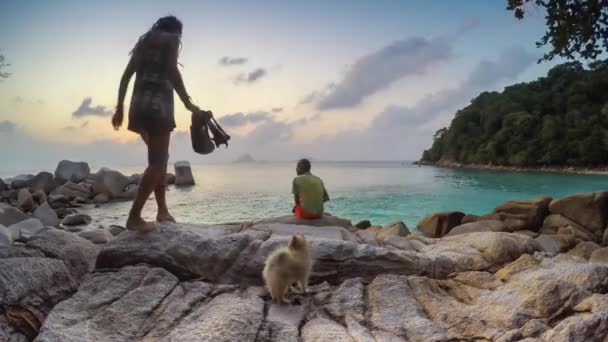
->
xmin=507 ymin=0 xmax=608 ymax=61
xmin=421 ymin=61 xmax=608 ymax=167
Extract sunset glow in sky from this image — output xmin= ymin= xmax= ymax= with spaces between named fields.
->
xmin=0 ymin=0 xmax=561 ymax=171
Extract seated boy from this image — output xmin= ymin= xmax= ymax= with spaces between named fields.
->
xmin=292 ymin=159 xmax=329 ymax=219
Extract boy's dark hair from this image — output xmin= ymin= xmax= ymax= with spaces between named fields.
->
xmin=298 ymin=159 xmax=311 ymax=172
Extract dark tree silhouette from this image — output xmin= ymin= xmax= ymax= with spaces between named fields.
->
xmin=0 ymin=52 xmax=9 ymax=79
xmin=507 ymin=0 xmax=608 ymax=62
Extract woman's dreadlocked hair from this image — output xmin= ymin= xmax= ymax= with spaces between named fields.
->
xmin=130 ymin=16 xmax=183 ymax=56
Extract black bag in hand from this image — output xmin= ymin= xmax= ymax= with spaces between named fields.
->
xmin=190 ymin=110 xmax=231 ymax=155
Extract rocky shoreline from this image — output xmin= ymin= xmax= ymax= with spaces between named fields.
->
xmin=416 ymin=159 xmax=608 ymax=176
xmin=1 ymin=160 xmax=608 ymax=341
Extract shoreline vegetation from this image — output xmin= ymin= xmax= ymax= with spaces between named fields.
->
xmin=415 ymin=159 xmax=608 ymax=176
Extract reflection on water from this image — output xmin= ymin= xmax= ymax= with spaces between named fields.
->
xmin=79 ymin=162 xmax=607 ymax=228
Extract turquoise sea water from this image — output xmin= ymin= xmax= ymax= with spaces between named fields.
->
xmin=74 ymin=161 xmax=607 ymax=228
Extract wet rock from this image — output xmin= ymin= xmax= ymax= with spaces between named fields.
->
xmin=16 ymin=189 xmax=33 ymax=212
xmin=8 ymin=218 xmax=45 ymax=242
xmin=93 ymin=168 xmax=130 ymax=197
xmin=54 ymin=160 xmax=90 ymax=183
xmin=549 ymin=191 xmax=608 ymax=239
xmin=61 ymin=214 xmax=92 ymax=227
xmin=447 ymin=220 xmax=506 ymax=236
xmin=33 ymin=202 xmax=60 ymax=227
xmin=417 ymin=211 xmax=465 ymax=238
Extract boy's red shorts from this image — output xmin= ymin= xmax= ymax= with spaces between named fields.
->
xmin=294 ymin=204 xmax=322 ymax=219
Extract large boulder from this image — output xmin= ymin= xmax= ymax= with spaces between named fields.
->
xmin=9 ymin=174 xmax=33 ymax=190
xmin=92 ymin=168 xmax=130 ymax=197
xmin=50 ymin=181 xmax=90 ymax=200
xmin=376 ymin=221 xmax=410 ymax=242
xmin=417 ymin=211 xmax=465 ymax=238
xmin=0 ymin=204 xmax=29 ymax=226
xmin=16 ymin=189 xmax=34 ymax=212
xmin=255 ymin=214 xmax=352 ymax=229
xmin=8 ymin=218 xmax=45 ymax=242
xmin=489 ymin=196 xmax=552 ymax=231
xmin=543 ymin=214 xmax=598 ymax=242
xmin=535 ymin=234 xmax=577 ymax=255
xmin=549 ymin=191 xmax=608 ymax=238
xmin=61 ymin=214 xmax=92 ymax=227
xmin=54 ymin=160 xmax=90 ymax=183
xmin=174 ymin=161 xmax=195 ymax=186
xmin=77 ymin=229 xmax=113 ymax=244
xmin=33 ymin=202 xmax=60 ymax=227
xmin=29 ymin=171 xmax=54 ymax=193
xmin=446 ymin=220 xmax=506 ymax=236
xmin=0 ymin=257 xmax=78 ymax=340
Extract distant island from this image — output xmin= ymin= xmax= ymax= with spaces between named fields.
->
xmin=233 ymin=153 xmax=257 ymax=164
xmin=420 ymin=60 xmax=608 ymax=170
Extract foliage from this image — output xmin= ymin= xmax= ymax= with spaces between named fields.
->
xmin=0 ymin=53 xmax=9 ymax=79
xmin=420 ymin=60 xmax=608 ymax=167
xmin=507 ymin=0 xmax=608 ymax=62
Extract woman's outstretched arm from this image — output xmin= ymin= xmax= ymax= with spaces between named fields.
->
xmin=112 ymin=54 xmax=137 ymax=129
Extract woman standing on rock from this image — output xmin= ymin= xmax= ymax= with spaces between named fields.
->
xmin=111 ymin=16 xmax=201 ymax=232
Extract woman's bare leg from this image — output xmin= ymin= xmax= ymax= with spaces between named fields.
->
xmin=126 ymin=132 xmax=170 ymax=232
xmin=139 ymin=134 xmax=174 ymax=223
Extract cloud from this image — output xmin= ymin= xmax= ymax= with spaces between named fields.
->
xmin=315 ymin=36 xmax=452 ymax=110
xmin=11 ymin=96 xmax=23 ymax=104
xmin=218 ymin=56 xmax=248 ymax=66
xmin=81 ymin=121 xmax=89 ymax=128
xmin=460 ymin=17 xmax=480 ymax=33
xmin=217 ymin=111 xmax=273 ymax=127
xmin=62 ymin=126 xmax=76 ymax=131
xmin=271 ymin=107 xmax=283 ymax=113
xmin=371 ymin=46 xmax=536 ymax=131
xmin=0 ymin=120 xmax=16 ymax=133
xmin=72 ymin=97 xmax=113 ymax=118
xmin=11 ymin=96 xmax=43 ymax=105
xmin=235 ymin=68 xmax=267 ymax=84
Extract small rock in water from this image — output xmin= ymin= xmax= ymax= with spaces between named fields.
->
xmin=61 ymin=214 xmax=92 ymax=227
xmin=17 ymin=189 xmax=34 ymax=212
xmin=354 ymin=220 xmax=371 ymax=230
xmin=174 ymin=161 xmax=195 ymax=186
xmin=54 ymin=160 xmax=91 ymax=183
xmin=33 ymin=202 xmax=60 ymax=227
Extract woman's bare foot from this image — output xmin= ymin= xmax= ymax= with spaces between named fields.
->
xmin=156 ymin=211 xmax=176 ymax=223
xmin=126 ymin=216 xmax=157 ymax=233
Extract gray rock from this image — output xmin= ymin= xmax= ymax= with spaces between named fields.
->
xmin=0 ymin=177 xmax=6 ymax=191
xmin=26 ymin=229 xmax=98 ymax=279
xmin=31 ymin=190 xmax=47 ymax=205
xmin=54 ymin=207 xmax=76 ymax=219
xmin=376 ymin=221 xmax=410 ymax=242
xmin=0 ymin=203 xmax=29 ymax=227
xmin=108 ymin=225 xmax=126 ymax=236
xmin=116 ymin=184 xmax=138 ymax=200
xmin=0 ymin=224 xmax=12 ymax=246
xmin=590 ymin=247 xmax=608 ymax=263
xmin=33 ymin=202 xmax=60 ymax=227
xmin=447 ymin=220 xmax=506 ymax=236
xmin=29 ymin=171 xmax=54 ymax=193
xmin=92 ymin=168 xmax=130 ymax=197
xmin=255 ymin=214 xmax=352 ymax=229
xmin=174 ymin=161 xmax=195 ymax=186
xmin=0 ymin=257 xmax=78 ymax=340
xmin=61 ymin=214 xmax=92 ymax=227
xmin=127 ymin=173 xmax=141 ymax=185
xmin=54 ymin=160 xmax=90 ymax=183
xmin=535 ymin=234 xmax=577 ymax=255
xmin=249 ymin=223 xmax=354 ymax=241
xmin=77 ymin=229 xmax=113 ymax=244
xmin=301 ymin=317 xmax=353 ymax=341
xmin=47 ymin=194 xmax=69 ymax=208
xmin=8 ymin=218 xmax=45 ymax=242
xmin=17 ymin=189 xmax=34 ymax=212
xmin=9 ymin=174 xmax=33 ymax=190
xmin=355 ymin=230 xmax=380 ymax=246
xmin=50 ymin=181 xmax=90 ymax=200
xmin=92 ymin=192 xmax=110 ymax=204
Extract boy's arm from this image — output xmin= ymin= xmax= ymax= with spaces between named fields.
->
xmin=292 ymin=179 xmax=300 ymax=205
xmin=322 ymin=180 xmax=329 ymax=202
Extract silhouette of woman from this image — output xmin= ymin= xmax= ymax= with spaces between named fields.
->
xmin=112 ymin=16 xmax=199 ymax=232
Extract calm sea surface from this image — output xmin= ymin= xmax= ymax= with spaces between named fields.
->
xmin=63 ymin=161 xmax=608 ymax=228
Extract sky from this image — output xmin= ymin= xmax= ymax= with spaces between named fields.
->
xmin=0 ymin=0 xmax=564 ymax=172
